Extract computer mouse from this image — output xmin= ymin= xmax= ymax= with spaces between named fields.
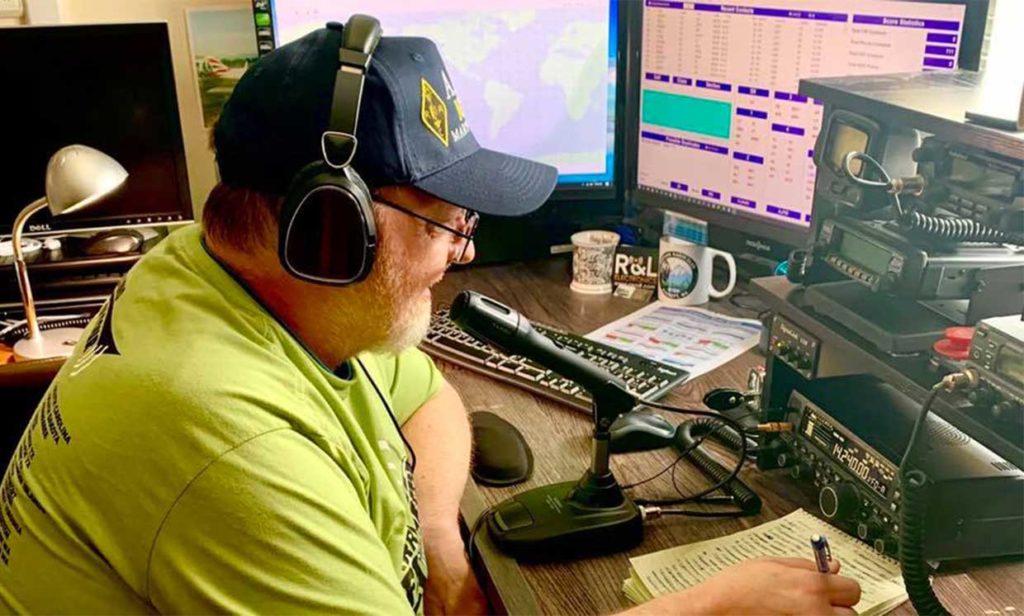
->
xmin=609 ymin=411 xmax=677 ymax=453
xmin=82 ymin=230 xmax=143 ymax=256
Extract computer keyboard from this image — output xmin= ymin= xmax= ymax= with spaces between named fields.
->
xmin=422 ymin=307 xmax=689 ymax=412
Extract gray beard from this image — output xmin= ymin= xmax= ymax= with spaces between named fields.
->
xmin=370 ymin=292 xmax=433 ymax=354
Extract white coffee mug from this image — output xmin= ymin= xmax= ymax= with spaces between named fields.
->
xmin=570 ymin=230 xmax=621 ymax=294
xmin=658 ymin=236 xmax=736 ymax=305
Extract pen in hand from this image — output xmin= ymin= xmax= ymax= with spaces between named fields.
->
xmin=810 ymin=534 xmax=832 ymax=574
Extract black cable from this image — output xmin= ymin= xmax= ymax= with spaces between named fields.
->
xmin=898 ymin=383 xmax=950 ymax=616
xmin=466 ymin=505 xmax=493 ymax=566
xmin=638 ymin=434 xmax=749 ymax=519
xmin=623 ymin=431 xmax=749 ymax=518
xmin=619 ymin=423 xmax=719 ymax=491
xmin=620 ymin=450 xmax=690 ymax=491
xmin=843 ymin=151 xmax=1023 ymax=246
xmin=900 ymin=470 xmax=949 ymax=616
xmin=843 ymin=151 xmax=892 ymax=189
xmin=675 ymin=419 xmax=762 ymax=514
xmin=844 ymin=151 xmax=904 ymax=216
xmin=631 ymin=400 xmax=749 ymax=507
xmin=355 ymin=357 xmax=418 ymax=472
xmin=900 ymin=385 xmax=941 ymax=473
xmin=900 ymin=211 xmax=1024 ymax=245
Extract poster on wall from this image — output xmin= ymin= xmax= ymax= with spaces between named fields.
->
xmin=186 ymin=6 xmax=259 ymax=128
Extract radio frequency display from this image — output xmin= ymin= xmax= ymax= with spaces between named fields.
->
xmin=801 ymin=408 xmax=898 ymax=497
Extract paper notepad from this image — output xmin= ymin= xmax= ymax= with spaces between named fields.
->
xmin=623 ymin=509 xmax=908 ymax=616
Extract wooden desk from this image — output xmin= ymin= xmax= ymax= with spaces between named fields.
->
xmin=434 ymin=256 xmax=1024 ymax=616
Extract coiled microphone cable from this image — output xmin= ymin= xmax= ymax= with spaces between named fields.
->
xmin=898 ymin=372 xmax=977 ymax=616
xmin=842 ymin=151 xmax=1024 ymax=246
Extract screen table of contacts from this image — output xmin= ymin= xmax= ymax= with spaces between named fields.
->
xmin=637 ymin=0 xmax=966 ymax=229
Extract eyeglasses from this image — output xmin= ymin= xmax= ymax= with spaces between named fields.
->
xmin=375 ymin=196 xmax=479 ymax=262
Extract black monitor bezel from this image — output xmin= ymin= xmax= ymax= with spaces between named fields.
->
xmin=627 ymin=0 xmax=990 ymax=251
xmin=0 ymin=22 xmax=193 ymax=239
xmin=547 ymin=0 xmax=628 ymax=204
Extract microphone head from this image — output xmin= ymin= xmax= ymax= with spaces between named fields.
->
xmin=449 ymin=290 xmax=474 ymax=323
xmin=450 ymin=291 xmax=527 ymax=352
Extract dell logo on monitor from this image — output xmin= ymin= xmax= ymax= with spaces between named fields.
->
xmin=28 ymin=223 xmax=53 ymax=232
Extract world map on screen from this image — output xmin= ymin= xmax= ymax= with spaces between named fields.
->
xmin=272 ymin=1 xmax=617 ymax=185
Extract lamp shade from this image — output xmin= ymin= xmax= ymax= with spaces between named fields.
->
xmin=44 ymin=145 xmax=128 ymax=216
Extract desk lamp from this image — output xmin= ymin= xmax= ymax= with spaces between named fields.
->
xmin=12 ymin=145 xmax=128 ymax=361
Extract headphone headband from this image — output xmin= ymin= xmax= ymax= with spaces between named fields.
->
xmin=323 ymin=15 xmax=382 ymax=169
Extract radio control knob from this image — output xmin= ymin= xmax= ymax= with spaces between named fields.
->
xmin=873 ymin=538 xmax=888 ymax=555
xmin=857 ymin=521 xmax=884 ymax=542
xmin=791 ymin=462 xmax=814 ymax=480
xmin=967 ymin=387 xmax=994 ymax=406
xmin=993 ymin=401 xmax=1019 ymax=419
xmin=819 ymin=482 xmax=860 ymax=521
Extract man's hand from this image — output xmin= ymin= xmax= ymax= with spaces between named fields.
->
xmin=422 ymin=526 xmax=488 ymax=616
xmin=630 ymin=557 xmax=862 ymax=615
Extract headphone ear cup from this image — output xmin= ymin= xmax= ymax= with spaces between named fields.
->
xmin=278 ymin=164 xmax=378 ymax=285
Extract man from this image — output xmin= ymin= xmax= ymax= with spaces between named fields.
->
xmin=0 ymin=25 xmax=860 ymax=615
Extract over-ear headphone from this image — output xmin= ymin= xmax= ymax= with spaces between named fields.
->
xmin=277 ymin=15 xmax=382 ymax=286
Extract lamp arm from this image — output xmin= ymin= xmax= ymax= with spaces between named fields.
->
xmin=12 ymin=198 xmax=50 ymax=341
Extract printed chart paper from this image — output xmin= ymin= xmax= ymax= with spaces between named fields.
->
xmin=586 ymin=302 xmax=762 ymax=379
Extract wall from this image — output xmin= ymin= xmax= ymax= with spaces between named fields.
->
xmin=985 ymin=0 xmax=1024 ymax=77
xmin=57 ymin=0 xmax=249 ymax=216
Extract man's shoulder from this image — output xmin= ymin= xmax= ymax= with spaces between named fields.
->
xmin=56 ymin=228 xmax=306 ymax=441
xmin=72 ymin=226 xmax=280 ymax=387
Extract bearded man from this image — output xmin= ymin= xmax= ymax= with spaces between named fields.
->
xmin=0 ymin=21 xmax=860 ymax=616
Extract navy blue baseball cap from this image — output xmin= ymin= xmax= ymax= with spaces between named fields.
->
xmin=214 ymin=25 xmax=558 ymax=217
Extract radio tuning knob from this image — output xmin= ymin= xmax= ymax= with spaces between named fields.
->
xmin=819 ymin=482 xmax=860 ymax=521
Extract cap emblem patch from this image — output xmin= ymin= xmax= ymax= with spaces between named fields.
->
xmin=420 ymin=77 xmax=449 ymax=147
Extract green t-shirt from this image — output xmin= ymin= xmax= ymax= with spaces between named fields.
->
xmin=0 ymin=225 xmax=443 ymax=614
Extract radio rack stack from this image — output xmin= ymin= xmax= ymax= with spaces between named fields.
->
xmin=750 ymin=71 xmax=1024 ymax=562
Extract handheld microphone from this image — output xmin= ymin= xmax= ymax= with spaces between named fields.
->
xmin=450 ymin=291 xmax=644 ymax=561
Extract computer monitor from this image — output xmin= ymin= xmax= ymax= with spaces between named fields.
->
xmin=250 ymin=0 xmax=622 ymax=200
xmin=632 ymin=0 xmax=988 ymax=268
xmin=0 ymin=23 xmax=192 ymax=239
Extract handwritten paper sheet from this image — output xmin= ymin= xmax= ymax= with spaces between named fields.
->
xmin=623 ymin=509 xmax=907 ymax=615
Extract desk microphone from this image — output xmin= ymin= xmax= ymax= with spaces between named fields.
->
xmin=451 ymin=291 xmax=644 ymax=560
xmin=450 ymin=292 xmax=634 ymax=409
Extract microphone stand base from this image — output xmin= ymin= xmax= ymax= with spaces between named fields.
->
xmin=485 ymin=479 xmax=643 ymax=562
